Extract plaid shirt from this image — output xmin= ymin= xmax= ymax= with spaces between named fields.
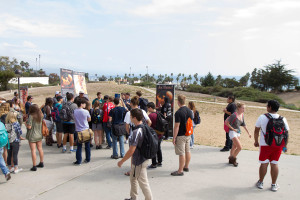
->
xmin=6 ymin=122 xmax=23 ymax=143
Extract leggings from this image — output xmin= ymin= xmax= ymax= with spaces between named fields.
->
xmin=7 ymin=142 xmax=20 ymax=167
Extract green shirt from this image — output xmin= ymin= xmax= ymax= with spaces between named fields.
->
xmin=92 ymin=98 xmax=103 ymax=106
xmin=26 ymin=115 xmax=43 ymax=142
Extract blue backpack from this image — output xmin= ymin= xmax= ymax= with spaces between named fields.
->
xmin=0 ymin=122 xmax=9 ymax=148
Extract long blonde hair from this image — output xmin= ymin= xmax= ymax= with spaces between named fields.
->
xmin=0 ymin=103 xmax=10 ymax=117
xmin=5 ymin=111 xmax=17 ymax=124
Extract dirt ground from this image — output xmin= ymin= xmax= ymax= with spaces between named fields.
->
xmin=278 ymin=91 xmax=300 ymax=107
xmin=2 ymin=82 xmax=300 ymax=155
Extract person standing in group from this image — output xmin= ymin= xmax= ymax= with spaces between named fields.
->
xmin=26 ymin=104 xmax=44 ymax=171
xmin=53 ymin=91 xmax=61 ymax=105
xmin=220 ymin=95 xmax=237 ymax=152
xmin=11 ymin=91 xmax=18 ymax=102
xmin=118 ymin=108 xmax=153 ymax=200
xmin=171 ymin=94 xmax=193 ymax=176
xmin=54 ymin=96 xmax=64 ymax=148
xmin=61 ymin=93 xmax=78 ymax=153
xmin=225 ymin=102 xmax=251 ymax=167
xmin=109 ymin=98 xmax=127 ymax=159
xmin=73 ymin=99 xmax=91 ymax=165
xmin=254 ymin=100 xmax=289 ymax=192
xmin=124 ymin=92 xmax=131 ymax=111
xmin=25 ymin=95 xmax=33 ymax=119
xmin=74 ymin=91 xmax=89 ymax=105
xmin=147 ymin=102 xmax=163 ymax=169
xmin=161 ymin=96 xmax=172 ymax=140
xmin=5 ymin=112 xmax=23 ymax=174
xmin=44 ymin=98 xmax=55 ymax=146
xmin=102 ymin=95 xmax=115 ymax=149
xmin=12 ymin=98 xmax=24 ymax=126
xmin=188 ymin=101 xmax=196 ymax=149
xmin=136 ymin=91 xmax=148 ymax=112
xmin=0 ymin=121 xmax=11 ymax=181
xmin=92 ymin=92 xmax=103 ymax=106
xmin=91 ymin=101 xmax=104 ymax=149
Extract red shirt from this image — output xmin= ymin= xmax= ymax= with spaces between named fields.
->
xmin=102 ymin=102 xmax=115 ymax=122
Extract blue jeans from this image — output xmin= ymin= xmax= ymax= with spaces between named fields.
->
xmin=103 ymin=122 xmax=112 ymax=147
xmin=112 ymin=134 xmax=125 ymax=157
xmin=76 ymin=141 xmax=91 ymax=163
xmin=0 ymin=148 xmax=9 ymax=175
xmin=190 ymin=126 xmax=196 ymax=147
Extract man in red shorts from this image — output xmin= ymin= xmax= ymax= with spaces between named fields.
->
xmin=254 ymin=100 xmax=289 ymax=192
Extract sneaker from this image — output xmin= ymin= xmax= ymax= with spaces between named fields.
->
xmin=9 ymin=167 xmax=15 ymax=173
xmin=62 ymin=148 xmax=67 ymax=153
xmin=125 ymin=140 xmax=128 ymax=144
xmin=124 ymin=198 xmax=132 ymax=200
xmin=111 ymin=155 xmax=119 ymax=159
xmin=30 ymin=166 xmax=37 ymax=171
xmin=271 ymin=183 xmax=280 ymax=192
xmin=73 ymin=161 xmax=81 ymax=166
xmin=190 ymin=146 xmax=194 ymax=149
xmin=106 ymin=146 xmax=111 ymax=149
xmin=13 ymin=168 xmax=23 ymax=174
xmin=183 ymin=168 xmax=189 ymax=172
xmin=98 ymin=145 xmax=103 ymax=149
xmin=256 ymin=180 xmax=263 ymax=189
xmin=90 ymin=144 xmax=93 ymax=148
xmin=220 ymin=147 xmax=230 ymax=152
xmin=84 ymin=159 xmax=90 ymax=163
xmin=36 ymin=162 xmax=44 ymax=168
xmin=69 ymin=149 xmax=77 ymax=153
xmin=5 ymin=173 xmax=11 ymax=181
xmin=148 ymin=164 xmax=157 ymax=169
xmin=157 ymin=163 xmax=162 ymax=167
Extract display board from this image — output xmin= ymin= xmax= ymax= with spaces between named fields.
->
xmin=60 ymin=68 xmax=88 ymax=97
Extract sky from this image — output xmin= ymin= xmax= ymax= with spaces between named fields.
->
xmin=0 ymin=0 xmax=300 ymax=77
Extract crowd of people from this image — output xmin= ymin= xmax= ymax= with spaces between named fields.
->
xmin=0 ymin=88 xmax=290 ymax=199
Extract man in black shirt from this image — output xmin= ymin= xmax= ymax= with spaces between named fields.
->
xmin=220 ymin=95 xmax=236 ymax=152
xmin=171 ymin=94 xmax=193 ymax=176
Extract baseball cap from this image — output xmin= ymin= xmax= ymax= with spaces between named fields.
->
xmin=55 ymin=91 xmax=60 ymax=95
xmin=79 ymin=91 xmax=84 ymax=94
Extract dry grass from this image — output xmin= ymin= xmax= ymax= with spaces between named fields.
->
xmin=4 ymin=82 xmax=300 ymax=155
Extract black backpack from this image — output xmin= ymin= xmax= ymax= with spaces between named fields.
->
xmin=59 ymin=102 xmax=74 ymax=122
xmin=138 ymin=124 xmax=158 ymax=159
xmin=91 ymin=109 xmax=103 ymax=124
xmin=263 ymin=113 xmax=288 ymax=146
xmin=193 ymin=110 xmax=201 ymax=125
xmin=155 ymin=112 xmax=168 ymax=132
xmin=139 ymin=98 xmax=148 ymax=112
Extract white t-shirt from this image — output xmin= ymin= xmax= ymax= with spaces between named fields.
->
xmin=124 ymin=109 xmax=150 ymax=135
xmin=255 ymin=113 xmax=289 ymax=146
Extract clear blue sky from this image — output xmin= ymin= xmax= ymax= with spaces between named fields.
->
xmin=0 ymin=0 xmax=299 ymax=77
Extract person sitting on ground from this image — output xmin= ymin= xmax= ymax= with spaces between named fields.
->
xmin=5 ymin=111 xmax=24 ymax=174
xmin=147 ymin=102 xmax=163 ymax=169
xmin=92 ymin=92 xmax=103 ymax=106
xmin=254 ymin=100 xmax=289 ymax=192
xmin=73 ymin=99 xmax=91 ymax=165
xmin=109 ymin=97 xmax=127 ymax=159
xmin=117 ymin=108 xmax=153 ymax=200
xmin=220 ymin=95 xmax=236 ymax=152
xmin=171 ymin=94 xmax=193 ymax=176
xmin=225 ymin=102 xmax=251 ymax=167
xmin=26 ymin=104 xmax=44 ymax=171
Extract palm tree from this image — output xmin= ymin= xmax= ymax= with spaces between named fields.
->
xmin=188 ymin=74 xmax=192 ymax=84
xmin=193 ymin=73 xmax=198 ymax=84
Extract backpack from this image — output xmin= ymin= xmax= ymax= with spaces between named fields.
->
xmin=59 ymin=102 xmax=74 ymax=122
xmin=263 ymin=113 xmax=288 ymax=147
xmin=51 ymin=106 xmax=60 ymax=122
xmin=193 ymin=110 xmax=201 ymax=125
xmin=139 ymin=124 xmax=158 ymax=159
xmin=0 ymin=122 xmax=9 ymax=148
xmin=185 ymin=118 xmax=193 ymax=136
xmin=91 ymin=109 xmax=103 ymax=124
xmin=155 ymin=112 xmax=168 ymax=132
xmin=139 ymin=98 xmax=148 ymax=112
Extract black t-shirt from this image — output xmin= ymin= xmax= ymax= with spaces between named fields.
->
xmin=175 ymin=106 xmax=193 ymax=137
xmin=109 ymin=106 xmax=127 ymax=125
xmin=224 ymin=102 xmax=236 ymax=121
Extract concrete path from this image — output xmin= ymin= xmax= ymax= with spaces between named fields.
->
xmin=1 ymin=135 xmax=299 ymax=200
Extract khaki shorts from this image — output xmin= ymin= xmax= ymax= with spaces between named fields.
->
xmin=175 ymin=135 xmax=191 ymax=155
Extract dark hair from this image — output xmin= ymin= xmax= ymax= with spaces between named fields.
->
xmin=136 ymin=91 xmax=142 ymax=97
xmin=125 ymin=92 xmax=130 ymax=96
xmin=27 ymin=95 xmax=32 ymax=101
xmin=28 ymin=104 xmax=43 ymax=123
xmin=114 ymin=97 xmax=120 ymax=105
xmin=67 ymin=93 xmax=74 ymax=101
xmin=131 ymin=96 xmax=139 ymax=106
xmin=45 ymin=97 xmax=54 ymax=107
xmin=56 ymin=96 xmax=63 ymax=102
xmin=130 ymin=108 xmax=143 ymax=121
xmin=164 ymin=96 xmax=170 ymax=104
xmin=97 ymin=92 xmax=101 ymax=96
xmin=14 ymin=91 xmax=18 ymax=95
xmin=267 ymin=100 xmax=280 ymax=112
xmin=147 ymin=102 xmax=155 ymax=109
xmin=228 ymin=95 xmax=235 ymax=102
xmin=13 ymin=97 xmax=19 ymax=104
xmin=103 ymin=95 xmax=109 ymax=100
xmin=76 ymin=98 xmax=87 ymax=107
xmin=7 ymin=100 xmax=13 ymax=108
xmin=109 ymin=96 xmax=114 ymax=102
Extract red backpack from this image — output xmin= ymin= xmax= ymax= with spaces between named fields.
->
xmin=263 ymin=113 xmax=288 ymax=147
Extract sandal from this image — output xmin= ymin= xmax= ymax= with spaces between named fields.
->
xmin=171 ymin=171 xmax=184 ymax=176
xmin=183 ymin=168 xmax=189 ymax=172
xmin=124 ymin=171 xmax=130 ymax=176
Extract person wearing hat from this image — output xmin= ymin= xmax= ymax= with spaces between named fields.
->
xmin=74 ymin=91 xmax=89 ymax=105
xmin=53 ymin=91 xmax=61 ymax=104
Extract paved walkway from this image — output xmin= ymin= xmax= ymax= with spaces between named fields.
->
xmin=1 ymin=136 xmax=299 ymax=200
